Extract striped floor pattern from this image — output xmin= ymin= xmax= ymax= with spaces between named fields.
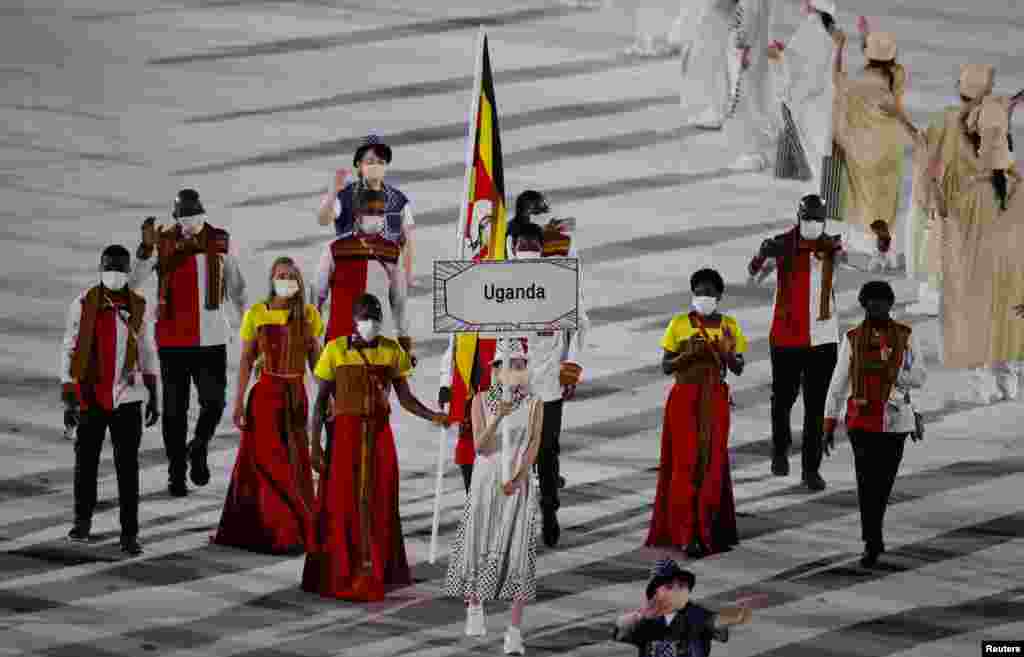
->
xmin=2 ymin=2 xmax=1023 ymax=656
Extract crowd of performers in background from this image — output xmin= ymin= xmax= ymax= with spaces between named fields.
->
xmin=54 ymin=2 xmax=1024 ymax=651
xmin=629 ymin=0 xmax=1024 ymax=401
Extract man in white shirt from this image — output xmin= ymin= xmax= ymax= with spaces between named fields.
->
xmin=61 ymin=245 xmax=160 ymax=555
xmin=512 ymin=221 xmax=590 ymax=547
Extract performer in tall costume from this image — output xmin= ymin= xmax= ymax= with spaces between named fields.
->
xmin=768 ymin=0 xmax=838 ymax=187
xmin=910 ymin=66 xmax=1023 ymax=401
xmin=678 ymin=0 xmax=735 ymax=129
xmin=613 ymin=559 xmax=752 ymax=657
xmin=823 ymin=281 xmax=926 ymax=568
xmin=213 ymin=257 xmax=323 ymax=554
xmin=316 ymin=135 xmax=417 ymax=364
xmin=723 ymin=0 xmax=778 ymax=172
xmin=131 ymin=190 xmax=248 ymax=497
xmin=648 ymin=269 xmax=745 ymax=558
xmin=304 ymin=294 xmax=448 ymax=602
xmin=61 ymin=245 xmax=160 ymax=556
xmin=444 ymin=339 xmax=543 ymax=655
xmin=748 ymin=195 xmax=845 ymax=490
xmin=831 ymin=26 xmax=922 ymax=267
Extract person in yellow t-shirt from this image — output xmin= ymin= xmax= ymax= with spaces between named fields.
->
xmin=647 ymin=268 xmax=747 ymax=558
xmin=214 ymin=257 xmax=323 ymax=555
xmin=302 ymin=293 xmax=448 ymax=602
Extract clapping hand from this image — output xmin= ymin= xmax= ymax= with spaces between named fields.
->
xmin=832 ymin=29 xmax=847 ymax=48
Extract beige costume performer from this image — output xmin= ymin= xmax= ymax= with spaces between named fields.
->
xmin=911 ymin=65 xmax=1024 ymax=401
xmin=832 ymin=30 xmax=917 ymax=265
xmin=905 ymin=65 xmax=993 ymax=315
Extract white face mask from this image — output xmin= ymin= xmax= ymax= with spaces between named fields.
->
xmin=356 ymin=319 xmax=381 ymax=342
xmin=800 ymin=219 xmax=826 ymax=237
xmin=273 ymin=279 xmax=299 ymax=298
xmin=692 ymin=296 xmax=719 ymax=316
xmin=101 ymin=271 xmax=128 ymax=291
xmin=361 ymin=163 xmax=386 ymax=181
xmin=178 ymin=216 xmax=202 ymax=234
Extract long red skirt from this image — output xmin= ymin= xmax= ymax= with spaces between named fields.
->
xmin=325 ymin=259 xmax=369 ymax=343
xmin=213 ymin=377 xmax=315 ymax=554
xmin=302 ymin=415 xmax=411 ymax=601
xmin=646 ymin=382 xmax=738 ymax=553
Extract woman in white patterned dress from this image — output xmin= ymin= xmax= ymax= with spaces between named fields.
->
xmin=444 ymin=338 xmax=543 ymax=655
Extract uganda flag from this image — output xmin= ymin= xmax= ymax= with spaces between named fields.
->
xmin=447 ymin=30 xmax=506 ymax=425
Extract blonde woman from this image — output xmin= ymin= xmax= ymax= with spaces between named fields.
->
xmin=213 ymin=257 xmax=323 ymax=554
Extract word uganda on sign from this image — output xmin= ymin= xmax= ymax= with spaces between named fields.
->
xmin=432 ymin=258 xmax=580 ymax=333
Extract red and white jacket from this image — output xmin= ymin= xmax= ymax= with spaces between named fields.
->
xmin=60 ymin=290 xmax=159 ymax=409
xmin=128 ymin=219 xmax=248 ymax=348
xmin=824 ymin=327 xmax=927 ymax=434
xmin=749 ymin=227 xmax=845 ymax=348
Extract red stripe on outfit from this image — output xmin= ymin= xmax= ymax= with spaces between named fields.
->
xmin=326 ymin=259 xmax=369 ymax=343
xmin=646 ymin=382 xmax=736 ymax=551
xmin=157 ymin=256 xmax=201 ymax=348
xmin=769 ymin=249 xmax=812 ymax=348
xmin=80 ymin=307 xmax=118 ymax=412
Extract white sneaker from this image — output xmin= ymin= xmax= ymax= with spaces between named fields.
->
xmin=994 ymin=364 xmax=1020 ymax=401
xmin=729 ymin=153 xmax=766 ymax=171
xmin=690 ymin=108 xmax=724 ymax=130
xmin=465 ymin=603 xmax=486 ymax=637
xmin=504 ymin=626 xmax=525 ymax=655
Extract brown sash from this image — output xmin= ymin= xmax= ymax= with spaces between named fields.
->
xmin=70 ymin=286 xmax=146 ymax=384
xmin=156 ymin=224 xmax=229 ymax=318
xmin=330 ymin=235 xmax=400 ymax=265
xmin=680 ymin=313 xmax=728 ymax=493
xmin=775 ymin=232 xmax=841 ymax=322
xmin=849 ymin=321 xmax=911 ymax=405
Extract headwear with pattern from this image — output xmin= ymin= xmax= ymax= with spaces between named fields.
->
xmin=353 ymin=133 xmax=393 ymax=166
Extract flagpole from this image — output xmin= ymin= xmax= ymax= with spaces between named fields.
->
xmin=431 ymin=26 xmax=488 ymax=565
xmin=457 ymin=26 xmax=487 ymax=261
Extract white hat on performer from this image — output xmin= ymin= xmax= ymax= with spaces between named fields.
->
xmin=865 ymin=31 xmax=897 ymax=61
xmin=809 ymin=0 xmax=837 ymax=15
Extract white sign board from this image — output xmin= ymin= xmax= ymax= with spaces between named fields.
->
xmin=433 ymin=259 xmax=579 ymax=333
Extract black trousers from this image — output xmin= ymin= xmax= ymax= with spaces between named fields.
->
xmin=770 ymin=343 xmax=838 ymax=474
xmin=158 ymin=345 xmax=227 ymax=481
xmin=849 ymin=431 xmax=907 ymax=551
xmin=534 ymin=399 xmax=563 ymax=513
xmin=74 ymin=401 xmax=143 ymax=539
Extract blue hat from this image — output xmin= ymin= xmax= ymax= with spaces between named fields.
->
xmin=353 ymin=134 xmax=392 ymax=166
xmin=646 ymin=559 xmax=696 ymax=600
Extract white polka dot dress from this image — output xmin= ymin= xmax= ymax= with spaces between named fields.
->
xmin=444 ymin=394 xmax=540 ymax=603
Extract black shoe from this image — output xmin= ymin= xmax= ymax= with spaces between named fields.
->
xmin=168 ymin=480 xmax=188 ymax=497
xmin=771 ymin=453 xmax=789 ymax=476
xmin=803 ymin=472 xmax=826 ymax=491
xmin=541 ymin=508 xmax=560 ymax=548
xmin=187 ymin=439 xmax=210 ymax=487
xmin=860 ymin=546 xmax=881 ymax=568
xmin=120 ymin=537 xmax=143 ymax=556
xmin=685 ymin=540 xmax=708 ymax=559
xmin=67 ymin=526 xmax=91 ymax=542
